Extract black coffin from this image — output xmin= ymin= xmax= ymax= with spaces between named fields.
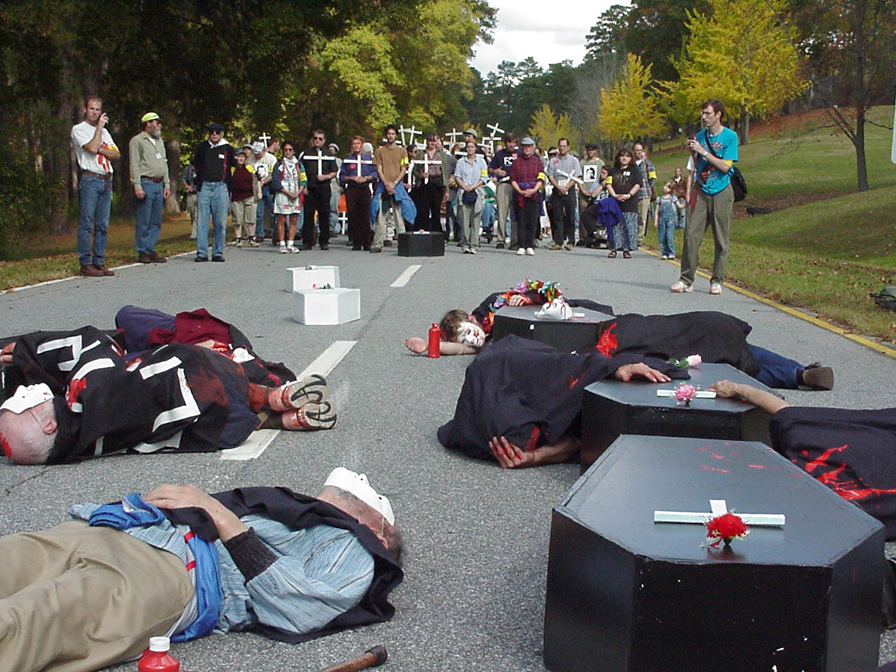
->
xmin=580 ymin=363 xmax=772 ymax=471
xmin=490 ymin=304 xmax=614 ymax=352
xmin=397 ymin=232 xmax=445 ymax=257
xmin=544 ymin=435 xmax=884 ymax=672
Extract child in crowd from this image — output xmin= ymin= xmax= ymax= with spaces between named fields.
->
xmin=230 ymin=148 xmax=259 ymax=248
xmin=654 ymin=180 xmax=678 ymax=259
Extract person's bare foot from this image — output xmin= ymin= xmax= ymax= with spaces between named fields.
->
xmin=404 ymin=337 xmax=427 ymax=354
xmin=488 ymin=435 xmax=580 ymax=469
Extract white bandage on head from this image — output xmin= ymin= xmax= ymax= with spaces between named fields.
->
xmin=0 ymin=384 xmax=53 ymax=415
xmin=457 ymin=321 xmax=486 ymax=348
xmin=324 ymin=467 xmax=395 ymax=525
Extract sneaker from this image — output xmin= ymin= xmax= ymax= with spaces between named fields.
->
xmin=660 ymin=255 xmax=668 ymax=260
xmin=194 ymin=255 xmax=208 ymax=263
xmin=288 ymin=245 xmax=300 ymax=254
xmin=470 ymin=247 xmax=478 ymax=255
xmin=525 ymin=247 xmax=535 ymax=256
xmin=496 ymin=242 xmax=505 ymax=249
xmin=79 ymin=264 xmax=103 ymax=277
xmin=802 ymin=365 xmax=834 ymax=391
xmin=236 ymin=239 xmax=243 ymax=248
xmin=463 ymin=247 xmax=472 ymax=254
xmin=709 ymin=283 xmax=723 ymax=295
xmin=670 ymin=281 xmax=692 ymax=293
xmin=281 ymin=401 xmax=337 ymax=431
xmin=370 ymin=245 xmax=382 ymax=253
xmin=548 ymin=242 xmax=563 ymax=251
xmin=248 ymin=238 xmax=260 ymax=248
xmin=517 ymin=247 xmax=526 ymax=256
xmin=270 ymin=374 xmax=328 ymax=411
xmin=279 ymin=245 xmax=288 ymax=254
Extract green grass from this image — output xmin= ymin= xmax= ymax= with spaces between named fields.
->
xmin=642 ymin=106 xmax=896 ymax=343
xmin=0 ymin=214 xmax=197 ymax=290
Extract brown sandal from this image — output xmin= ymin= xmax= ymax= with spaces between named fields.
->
xmin=608 ymin=251 xmax=617 ymax=258
xmin=623 ymin=251 xmax=632 ymax=259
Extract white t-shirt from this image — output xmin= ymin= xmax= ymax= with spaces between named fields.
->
xmin=71 ymin=121 xmax=117 ymax=175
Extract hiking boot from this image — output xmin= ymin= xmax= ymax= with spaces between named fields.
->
xmin=79 ymin=264 xmax=103 ymax=277
xmin=802 ymin=365 xmax=834 ymax=391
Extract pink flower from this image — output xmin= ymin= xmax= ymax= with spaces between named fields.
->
xmin=686 ymin=354 xmax=702 ymax=367
xmin=674 ymin=383 xmax=697 ymax=404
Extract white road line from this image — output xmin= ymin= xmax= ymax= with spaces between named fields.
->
xmin=391 ymin=264 xmax=421 ymax=287
xmin=221 ymin=340 xmax=357 ymax=461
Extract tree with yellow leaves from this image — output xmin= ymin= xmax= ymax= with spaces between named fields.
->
xmin=597 ymin=54 xmax=666 ymax=147
xmin=672 ymin=0 xmax=807 ymax=144
xmin=528 ymin=103 xmax=576 ymax=149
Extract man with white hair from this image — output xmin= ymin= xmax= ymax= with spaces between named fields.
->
xmin=129 ymin=112 xmax=171 ymax=264
xmin=0 ymin=469 xmax=403 ymax=671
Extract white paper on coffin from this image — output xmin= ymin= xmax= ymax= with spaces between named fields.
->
xmin=292 ymin=288 xmax=360 ymax=325
xmin=286 ymin=265 xmax=341 ymax=292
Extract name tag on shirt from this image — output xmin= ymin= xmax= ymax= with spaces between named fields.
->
xmin=218 ymin=154 xmax=225 ymax=159
xmin=155 ymin=152 xmax=162 ymax=160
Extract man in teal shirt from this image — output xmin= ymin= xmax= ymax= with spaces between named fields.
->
xmin=671 ymin=98 xmax=739 ymax=295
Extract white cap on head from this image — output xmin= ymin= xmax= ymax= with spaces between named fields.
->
xmin=0 ymin=384 xmax=53 ymax=415
xmin=324 ymin=467 xmax=395 ymax=525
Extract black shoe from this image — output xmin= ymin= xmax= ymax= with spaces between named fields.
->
xmin=320 ymin=245 xmax=329 ymax=250
xmin=138 ymin=253 xmax=153 ymax=263
xmin=486 ymin=232 xmax=493 ymax=243
xmin=384 ymin=240 xmax=393 ymax=247
xmin=509 ymin=245 xmax=519 ymax=251
xmin=150 ymin=252 xmax=167 ymax=263
xmin=212 ymin=255 xmax=225 ymax=262
xmin=352 ymin=245 xmax=362 ymax=251
xmin=194 ymin=255 xmax=208 ymax=262
xmin=302 ymin=245 xmax=313 ymax=251
xmin=496 ymin=242 xmax=505 ymax=249
xmin=575 ymin=240 xmax=587 ymax=247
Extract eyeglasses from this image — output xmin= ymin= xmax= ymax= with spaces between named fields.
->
xmin=313 ymin=136 xmax=324 ymax=141
xmin=283 ymin=147 xmax=294 ymax=152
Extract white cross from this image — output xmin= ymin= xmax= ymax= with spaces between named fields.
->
xmin=302 ymin=150 xmax=338 ymax=178
xmin=445 ymin=128 xmax=462 ymax=148
xmin=654 ymin=499 xmax=785 ymax=527
xmin=486 ymin=122 xmax=504 ymax=139
xmin=258 ymin=132 xmax=271 ymax=146
xmin=555 ymin=168 xmax=586 ymax=188
xmin=342 ymin=156 xmax=374 ymax=178
xmin=483 ymin=137 xmax=496 ymax=157
xmin=412 ymin=154 xmax=443 ymax=185
xmin=399 ymin=125 xmax=422 ymax=149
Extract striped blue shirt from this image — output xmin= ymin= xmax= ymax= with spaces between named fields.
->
xmin=69 ymin=505 xmax=374 ymax=636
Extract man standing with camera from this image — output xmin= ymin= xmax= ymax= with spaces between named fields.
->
xmin=71 ymin=97 xmax=120 ymax=277
xmin=671 ymin=99 xmax=739 ymax=296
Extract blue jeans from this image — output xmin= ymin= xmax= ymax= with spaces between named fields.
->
xmin=135 ymin=178 xmax=163 ymax=255
xmin=657 ymin=214 xmax=676 ymax=257
xmin=78 ymin=174 xmax=112 ymax=266
xmin=750 ymin=345 xmax=805 ymax=389
xmin=256 ymin=184 xmax=273 ymax=238
xmin=481 ymin=202 xmax=496 ymax=232
xmin=197 ymin=181 xmax=229 ymax=258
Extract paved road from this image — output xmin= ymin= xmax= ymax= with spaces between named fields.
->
xmin=2 ymin=236 xmax=895 ymax=671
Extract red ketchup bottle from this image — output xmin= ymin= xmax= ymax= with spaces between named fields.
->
xmin=427 ymin=323 xmax=441 ymax=358
xmin=137 ymin=637 xmax=180 ymax=672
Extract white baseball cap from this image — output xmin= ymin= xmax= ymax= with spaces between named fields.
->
xmin=0 ymin=384 xmax=53 ymax=415
xmin=324 ymin=467 xmax=395 ymax=524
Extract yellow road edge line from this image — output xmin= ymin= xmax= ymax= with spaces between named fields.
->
xmin=646 ymin=249 xmax=896 ymax=359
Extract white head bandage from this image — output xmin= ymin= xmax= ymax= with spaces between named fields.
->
xmin=0 ymin=384 xmax=53 ymax=415
xmin=324 ymin=467 xmax=395 ymax=525
xmin=457 ymin=321 xmax=486 ymax=348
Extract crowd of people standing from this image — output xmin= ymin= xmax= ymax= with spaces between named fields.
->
xmin=71 ymin=97 xmax=738 ymax=293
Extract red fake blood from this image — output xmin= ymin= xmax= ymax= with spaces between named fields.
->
xmin=802 ymin=444 xmax=848 ymax=473
xmin=595 ymin=322 xmax=618 ymax=357
xmin=66 ymin=377 xmax=87 ymax=409
xmin=700 ymin=466 xmax=730 ymax=473
xmin=0 ymin=433 xmax=13 ymax=459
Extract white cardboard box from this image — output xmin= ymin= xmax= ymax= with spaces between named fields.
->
xmin=286 ymin=265 xmax=341 ymax=292
xmin=292 ymin=288 xmax=360 ymax=325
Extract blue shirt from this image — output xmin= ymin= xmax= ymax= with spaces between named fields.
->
xmin=695 ymin=127 xmax=738 ymax=196
xmin=70 ymin=505 xmax=374 ymax=637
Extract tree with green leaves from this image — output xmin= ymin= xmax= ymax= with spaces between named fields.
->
xmin=598 ymin=54 xmax=666 ymax=147
xmin=528 ymin=104 xmax=575 ymax=150
xmin=670 ymin=0 xmax=807 ymax=144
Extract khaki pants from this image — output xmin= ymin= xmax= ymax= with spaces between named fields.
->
xmin=0 ymin=521 xmax=193 ymax=672
xmin=637 ymin=197 xmax=650 ymax=240
xmin=495 ymin=182 xmax=513 ymax=243
xmin=372 ymin=193 xmax=405 ymax=249
xmin=679 ymin=184 xmax=734 ymax=286
xmin=231 ymin=197 xmax=257 ymax=240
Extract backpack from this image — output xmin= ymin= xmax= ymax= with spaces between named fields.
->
xmin=870 ymin=286 xmax=896 ymax=311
